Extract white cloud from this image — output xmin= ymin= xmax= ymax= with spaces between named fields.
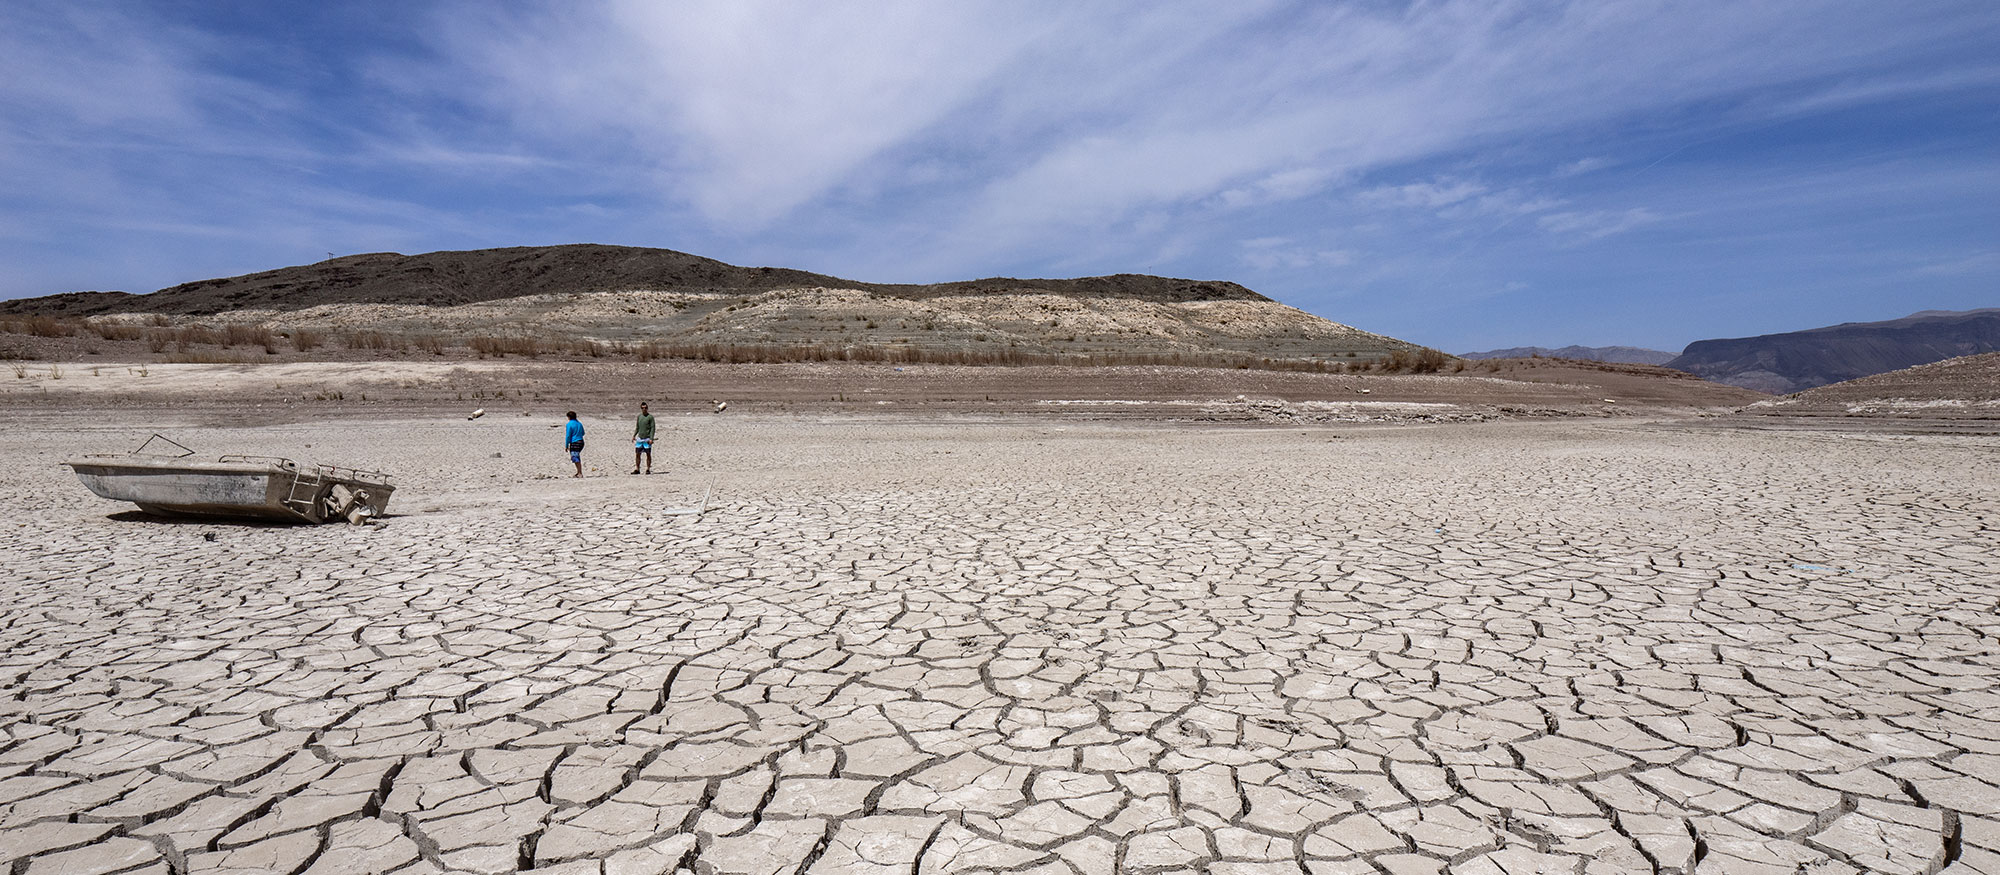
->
xmin=1537 ymin=208 xmax=1660 ymax=241
xmin=1357 ymin=178 xmax=1564 ymax=224
xmin=437 ymin=1 xmax=1080 ymax=229
xmin=1239 ymin=237 xmax=1354 ymax=272
xmin=426 ymin=0 xmax=1987 ymax=244
xmin=1217 ymin=168 xmax=1343 ymax=209
xmin=1359 ymin=179 xmax=1489 ymax=210
xmin=1555 ymin=157 xmax=1613 ymax=178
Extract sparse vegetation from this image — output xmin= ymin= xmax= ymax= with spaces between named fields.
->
xmin=1372 ymin=347 xmax=1453 ymax=374
xmin=0 ymin=315 xmax=78 ymax=337
xmin=88 ymin=320 xmax=143 ymax=341
xmin=223 ymin=324 xmax=275 ymax=349
xmin=469 ymin=336 xmax=544 ymax=358
xmin=343 ymin=330 xmax=407 ymax=351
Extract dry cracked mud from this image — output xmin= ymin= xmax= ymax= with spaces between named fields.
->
xmin=0 ymin=413 xmax=1995 ymax=875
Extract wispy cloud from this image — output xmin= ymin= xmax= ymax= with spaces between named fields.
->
xmin=1915 ymin=251 xmax=2000 ymax=277
xmin=415 ymin=1 xmax=2000 ymax=249
xmin=1239 ymin=237 xmax=1353 ymax=272
xmin=1359 ymin=179 xmax=1491 ymax=211
xmin=1554 ymin=157 xmax=1613 ymax=178
xmin=1537 ymin=208 xmax=1661 ymax=241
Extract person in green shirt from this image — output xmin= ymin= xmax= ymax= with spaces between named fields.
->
xmin=631 ymin=401 xmax=657 ymax=475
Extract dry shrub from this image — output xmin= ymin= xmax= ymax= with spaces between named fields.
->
xmin=222 ymin=324 xmax=274 ymax=348
xmin=469 ymin=336 xmax=543 ymax=358
xmin=87 ymin=320 xmax=144 ymax=341
xmin=0 ymin=315 xmax=79 ymax=337
xmin=165 ymin=352 xmax=250 ymax=364
xmin=291 ymin=329 xmax=322 ymax=351
xmin=411 ymin=334 xmax=448 ymax=355
xmin=168 ymin=325 xmax=224 ymax=346
xmin=344 ymin=331 xmax=407 ymax=351
xmin=1376 ymin=347 xmax=1452 ymax=374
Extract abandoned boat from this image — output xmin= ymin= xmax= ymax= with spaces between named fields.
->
xmin=67 ymin=442 xmax=395 ymax=524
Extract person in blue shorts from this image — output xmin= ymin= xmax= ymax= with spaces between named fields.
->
xmin=564 ymin=411 xmax=585 ymax=477
xmin=631 ymin=401 xmax=656 ymax=475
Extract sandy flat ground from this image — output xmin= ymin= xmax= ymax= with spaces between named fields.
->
xmin=0 ymin=358 xmax=1772 ymax=432
xmin=2 ymin=408 xmax=1997 ymax=874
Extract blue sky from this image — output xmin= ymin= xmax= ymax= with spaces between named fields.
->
xmin=2 ymin=1 xmax=1994 ymax=353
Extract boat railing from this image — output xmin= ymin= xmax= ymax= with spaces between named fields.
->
xmin=310 ymin=463 xmax=392 ymax=485
xmin=217 ymin=455 xmax=300 ymax=470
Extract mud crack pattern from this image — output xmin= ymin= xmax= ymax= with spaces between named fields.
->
xmin=0 ymin=419 xmax=1996 ymax=874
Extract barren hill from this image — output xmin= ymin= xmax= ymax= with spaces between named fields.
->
xmin=0 ymin=244 xmax=1423 ymax=364
xmin=5 ymin=244 xmax=1272 ymax=315
xmin=1741 ymin=350 xmax=2000 ymax=421
xmin=1667 ymin=308 xmax=2000 ymax=393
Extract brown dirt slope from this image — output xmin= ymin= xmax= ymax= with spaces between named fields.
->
xmin=0 ymin=357 xmax=1766 ymax=424
xmin=1741 ymin=351 xmax=2000 ymax=420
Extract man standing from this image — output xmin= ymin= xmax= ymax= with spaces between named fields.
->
xmin=564 ymin=411 xmax=586 ymax=478
xmin=632 ymin=402 xmax=656 ymax=475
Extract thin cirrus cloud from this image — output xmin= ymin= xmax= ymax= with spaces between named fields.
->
xmin=421 ymin=2 xmax=1996 ymax=270
xmin=0 ymin=0 xmax=1994 ymax=351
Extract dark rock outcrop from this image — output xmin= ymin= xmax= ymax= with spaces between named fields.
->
xmin=1667 ymin=309 xmax=2000 ymax=394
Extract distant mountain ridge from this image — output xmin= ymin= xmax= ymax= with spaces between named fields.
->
xmin=1459 ymin=345 xmax=1676 ymax=365
xmin=1667 ymin=308 xmax=2000 ymax=394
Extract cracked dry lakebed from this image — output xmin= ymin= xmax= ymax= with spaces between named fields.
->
xmin=0 ymin=412 xmax=1996 ymax=874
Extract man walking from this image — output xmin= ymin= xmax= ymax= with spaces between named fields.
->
xmin=632 ymin=401 xmax=657 ymax=474
xmin=564 ymin=411 xmax=586 ymax=478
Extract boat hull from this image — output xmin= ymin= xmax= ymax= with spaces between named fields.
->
xmin=67 ymin=457 xmax=394 ymax=524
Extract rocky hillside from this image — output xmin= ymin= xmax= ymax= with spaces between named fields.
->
xmin=1742 ymin=351 xmax=2000 ymax=420
xmin=1459 ymin=345 xmax=1675 ymax=365
xmin=1667 ymin=308 xmax=2000 ymax=393
xmin=0 ymin=244 xmax=1426 ymax=363
xmin=3 ymin=245 xmax=1277 ymax=315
